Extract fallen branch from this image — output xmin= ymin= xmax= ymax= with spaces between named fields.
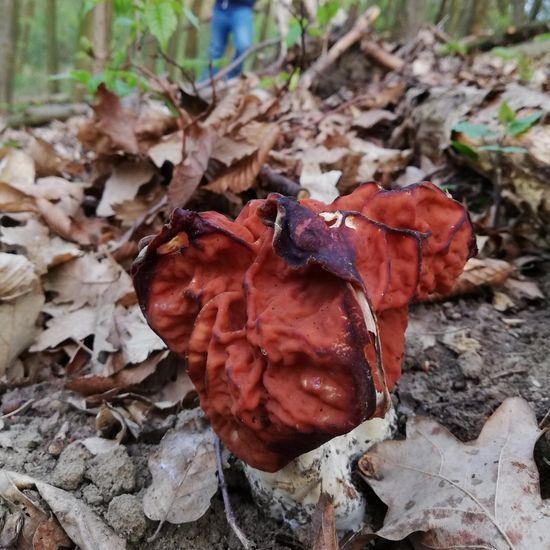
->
xmin=299 ymin=6 xmax=381 ymax=90
xmin=361 ymin=40 xmax=404 ymax=71
xmin=4 ymin=103 xmax=90 ymax=128
xmin=258 ymin=166 xmax=302 ymax=196
xmin=464 ymin=20 xmax=550 ymax=53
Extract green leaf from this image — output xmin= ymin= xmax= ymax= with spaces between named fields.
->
xmin=478 ymin=145 xmax=527 ymax=154
xmin=452 ymin=121 xmax=496 ymax=139
xmin=285 ymin=19 xmax=302 ymax=48
xmin=498 ymin=101 xmax=516 ymax=124
xmin=505 ymin=111 xmax=543 ymax=136
xmin=184 ymin=6 xmax=200 ymax=29
xmin=144 ymin=0 xmax=178 ymax=51
xmin=316 ymin=0 xmax=340 ymax=25
xmin=451 ymin=140 xmax=479 ymax=160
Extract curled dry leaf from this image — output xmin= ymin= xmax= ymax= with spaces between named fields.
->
xmin=205 ymin=124 xmax=280 ymax=193
xmin=0 ymin=219 xmax=82 ymax=275
xmin=0 ymin=470 xmax=72 ymax=550
xmin=168 ymin=127 xmax=215 ymax=208
xmin=359 ymin=397 xmax=550 ymax=549
xmin=143 ymin=411 xmax=218 ymax=526
xmin=0 ymin=283 xmax=44 ymax=378
xmin=429 ymin=257 xmax=514 ymax=300
xmin=0 ymin=253 xmax=38 ymax=300
xmin=310 ymin=493 xmax=338 ymax=550
xmin=0 ymin=181 xmax=37 ymax=213
xmin=0 ymin=148 xmax=36 ymax=188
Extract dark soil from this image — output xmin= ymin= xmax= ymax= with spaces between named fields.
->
xmin=1 ymin=267 xmax=548 ymax=549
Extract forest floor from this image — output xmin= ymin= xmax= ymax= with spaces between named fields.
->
xmin=1 ymin=267 xmax=548 ymax=549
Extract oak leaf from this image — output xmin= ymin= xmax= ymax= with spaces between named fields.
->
xmin=359 ymin=398 xmax=550 ymax=549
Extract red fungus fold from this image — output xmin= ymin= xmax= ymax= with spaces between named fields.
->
xmin=132 ymin=182 xmax=475 ymax=472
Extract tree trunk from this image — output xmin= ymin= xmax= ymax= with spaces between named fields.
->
xmin=184 ymin=0 xmax=203 ymax=60
xmin=254 ymin=0 xmax=272 ymax=68
xmin=73 ymin=1 xmax=93 ymax=100
xmin=465 ymin=0 xmax=489 ymax=35
xmin=92 ymin=0 xmax=111 ymax=74
xmin=18 ymin=0 xmax=34 ymax=66
xmin=46 ymin=0 xmax=60 ymax=93
xmin=447 ymin=0 xmax=463 ymax=36
xmin=0 ymin=0 xmax=17 ymax=112
xmin=402 ymin=0 xmax=426 ymax=40
xmin=511 ymin=0 xmax=526 ymax=26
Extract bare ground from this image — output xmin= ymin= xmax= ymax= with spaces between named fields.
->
xmin=1 ymin=265 xmax=548 ymax=549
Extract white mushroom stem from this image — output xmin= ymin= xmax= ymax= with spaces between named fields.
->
xmin=244 ymin=407 xmax=396 ymax=533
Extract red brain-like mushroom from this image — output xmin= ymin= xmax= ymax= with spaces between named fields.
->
xmin=132 ymin=182 xmax=475 ymax=472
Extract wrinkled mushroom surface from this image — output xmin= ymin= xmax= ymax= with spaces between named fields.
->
xmin=132 ymin=182 xmax=475 ymax=472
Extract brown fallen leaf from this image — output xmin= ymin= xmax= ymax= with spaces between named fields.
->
xmin=96 ymin=160 xmax=155 ymax=217
xmin=0 ymin=281 xmax=44 ymax=379
xmin=143 ymin=410 xmax=218 ymax=527
xmin=310 ymin=493 xmax=338 ymax=550
xmin=92 ymin=83 xmax=139 ymax=155
xmin=0 ymin=181 xmax=37 ymax=213
xmin=205 ymin=124 xmax=280 ymax=194
xmin=359 ymin=397 xmax=550 ymax=549
xmin=0 ymin=470 xmax=72 ymax=550
xmin=29 ymin=135 xmax=68 ymax=177
xmin=0 ymin=218 xmax=82 ymax=275
xmin=168 ymin=127 xmax=215 ymax=208
xmin=429 ymin=257 xmax=514 ymax=300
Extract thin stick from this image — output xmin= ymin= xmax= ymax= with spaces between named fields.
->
xmin=215 ymin=437 xmax=255 ymax=550
xmin=539 ymin=407 xmax=550 ymax=430
xmin=196 ymin=37 xmax=281 ymax=91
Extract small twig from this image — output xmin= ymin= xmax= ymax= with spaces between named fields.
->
xmin=0 ymin=398 xmax=35 ymax=419
xmin=134 ymin=64 xmax=191 ymax=126
xmin=158 ymin=50 xmax=200 ymax=96
xmin=215 ymin=437 xmax=255 ymax=550
xmin=196 ymin=37 xmax=281 ymax=91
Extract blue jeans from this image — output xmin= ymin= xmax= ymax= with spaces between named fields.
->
xmin=203 ymin=4 xmax=254 ymax=79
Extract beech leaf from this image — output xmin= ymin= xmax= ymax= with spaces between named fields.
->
xmin=143 ymin=412 xmax=218 ymax=525
xmin=359 ymin=397 xmax=550 ymax=549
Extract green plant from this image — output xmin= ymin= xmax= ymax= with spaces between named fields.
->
xmin=62 ymin=0 xmax=200 ymax=97
xmin=451 ymin=101 xmax=543 ymax=159
xmin=451 ymin=101 xmax=543 ymax=226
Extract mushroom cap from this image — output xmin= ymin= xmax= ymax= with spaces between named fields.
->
xmin=133 ymin=182 xmax=475 ymax=472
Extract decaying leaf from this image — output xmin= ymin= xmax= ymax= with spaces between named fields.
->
xmin=430 ymin=257 xmax=514 ymax=299
xmin=96 ymin=160 xmax=155 ymax=217
xmin=205 ymin=124 xmax=280 ymax=194
xmin=92 ymin=84 xmax=139 ymax=155
xmin=0 ymin=218 xmax=82 ymax=275
xmin=168 ymin=127 xmax=215 ymax=208
xmin=0 ymin=148 xmax=36 ymax=188
xmin=0 ymin=283 xmax=45 ymax=378
xmin=300 ymin=163 xmax=341 ymax=203
xmin=143 ymin=410 xmax=218 ymax=526
xmin=0 ymin=470 xmax=72 ymax=550
xmin=0 ymin=253 xmax=38 ymax=300
xmin=310 ymin=493 xmax=338 ymax=550
xmin=115 ymin=304 xmax=166 ymax=364
xmin=359 ymin=398 xmax=550 ymax=549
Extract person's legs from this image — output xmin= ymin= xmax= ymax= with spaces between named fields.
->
xmin=201 ymin=6 xmax=231 ymax=80
xmin=227 ymin=6 xmax=253 ymax=79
